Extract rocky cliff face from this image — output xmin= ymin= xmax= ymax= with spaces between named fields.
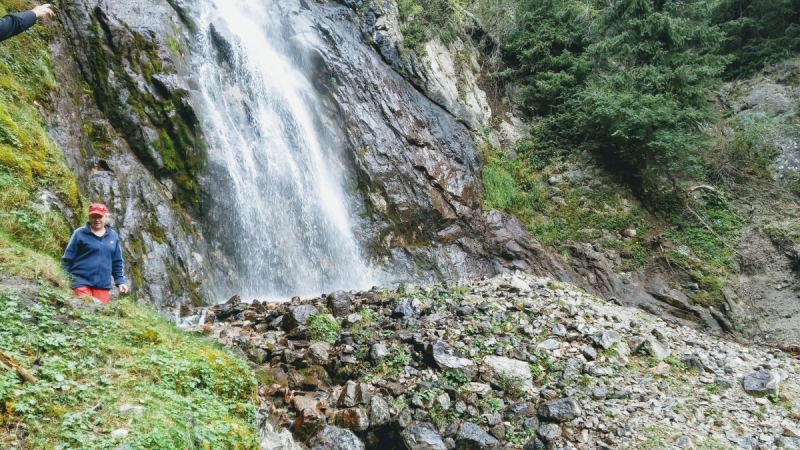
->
xmin=51 ymin=0 xmax=214 ymax=307
xmin=268 ymin=1 xmax=575 ymax=286
xmin=45 ymin=0 xmax=577 ymax=308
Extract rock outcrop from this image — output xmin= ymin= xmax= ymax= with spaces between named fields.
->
xmin=50 ymin=0 xmax=213 ymax=307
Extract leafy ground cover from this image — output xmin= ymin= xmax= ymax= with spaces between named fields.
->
xmin=0 ymin=286 xmax=258 ymax=449
xmin=0 ymin=0 xmax=83 ymax=266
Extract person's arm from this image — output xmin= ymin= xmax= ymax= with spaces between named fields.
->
xmin=61 ymin=230 xmax=78 ymax=276
xmin=0 ymin=5 xmax=54 ymax=42
xmin=111 ymin=239 xmax=127 ymax=290
xmin=0 ymin=11 xmax=36 ymax=42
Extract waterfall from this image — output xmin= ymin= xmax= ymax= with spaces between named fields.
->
xmin=190 ymin=0 xmax=374 ymax=301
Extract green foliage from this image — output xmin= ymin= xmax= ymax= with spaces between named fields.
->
xmin=482 ymin=153 xmax=543 ymax=217
xmin=500 ymin=0 xmax=727 ymax=183
xmin=396 ymin=0 xmax=467 ymax=52
xmin=708 ymin=114 xmax=783 ymax=186
xmin=307 ymin=314 xmax=341 ymax=344
xmin=0 ymin=286 xmax=258 ymax=448
xmin=0 ymin=1 xmax=82 ymax=270
xmin=713 ymin=0 xmax=800 ymax=78
xmin=443 ymin=369 xmax=469 ymax=388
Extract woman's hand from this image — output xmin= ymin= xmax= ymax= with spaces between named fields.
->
xmin=118 ymin=284 xmax=129 ymax=294
xmin=32 ymin=4 xmax=55 ymax=20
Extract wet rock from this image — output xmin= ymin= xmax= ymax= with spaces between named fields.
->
xmin=369 ymin=395 xmax=390 ymax=426
xmin=431 ymin=340 xmax=478 ymax=379
xmin=307 ymin=342 xmax=332 ymax=366
xmin=482 ymin=356 xmax=534 ymax=393
xmin=456 ymin=422 xmax=500 ymax=449
xmin=401 ymin=423 xmax=448 ymax=450
xmin=537 ymin=398 xmax=582 ymax=423
xmin=334 ymin=408 xmax=370 ymax=431
xmin=283 ymin=305 xmax=319 ymax=331
xmin=338 ymin=380 xmax=371 ymax=407
xmin=537 ymin=424 xmax=561 ymax=442
xmin=593 ymin=330 xmax=622 ymax=350
xmin=370 ymin=343 xmax=390 ymax=361
xmin=742 ymin=370 xmax=781 ymax=396
xmin=306 ymin=425 xmax=365 ymax=450
xmin=327 ymin=291 xmax=353 ymax=318
xmin=393 ymin=298 xmax=422 ymax=319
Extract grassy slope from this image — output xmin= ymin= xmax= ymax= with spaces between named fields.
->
xmin=0 ymin=1 xmax=260 ymax=448
xmin=0 ymin=286 xmax=258 ymax=449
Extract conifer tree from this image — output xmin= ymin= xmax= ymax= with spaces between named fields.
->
xmin=579 ymin=0 xmax=728 ymax=179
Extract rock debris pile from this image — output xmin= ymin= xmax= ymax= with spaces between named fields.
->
xmin=180 ymin=274 xmax=800 ymax=449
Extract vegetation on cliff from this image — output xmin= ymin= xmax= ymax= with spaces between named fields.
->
xmin=0 ymin=1 xmax=80 ymax=285
xmin=396 ymin=0 xmax=799 ymax=309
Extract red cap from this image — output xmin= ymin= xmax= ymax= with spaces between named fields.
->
xmin=88 ymin=203 xmax=108 ymax=217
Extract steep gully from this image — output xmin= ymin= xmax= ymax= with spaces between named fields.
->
xmin=46 ymin=0 xmax=727 ymax=334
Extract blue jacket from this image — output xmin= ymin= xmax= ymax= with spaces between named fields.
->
xmin=0 ymin=11 xmax=36 ymax=42
xmin=61 ymin=224 xmax=126 ymax=289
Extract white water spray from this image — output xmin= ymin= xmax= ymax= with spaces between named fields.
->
xmin=191 ymin=0 xmax=373 ymax=301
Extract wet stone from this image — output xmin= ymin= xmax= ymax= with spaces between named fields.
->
xmin=537 ymin=398 xmax=582 ymax=423
xmin=537 ymin=423 xmax=562 ymax=442
xmin=456 ymin=422 xmax=500 ymax=449
xmin=401 ymin=423 xmax=447 ymax=450
xmin=327 ymin=291 xmax=353 ymax=318
xmin=742 ymin=370 xmax=781 ymax=397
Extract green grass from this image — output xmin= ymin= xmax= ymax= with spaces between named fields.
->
xmin=0 ymin=286 xmax=258 ymax=449
xmin=0 ymin=0 xmax=83 ymax=278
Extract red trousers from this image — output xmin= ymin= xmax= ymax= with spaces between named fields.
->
xmin=74 ymin=287 xmax=111 ymax=305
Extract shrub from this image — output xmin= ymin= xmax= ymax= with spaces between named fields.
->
xmin=307 ymin=314 xmax=341 ymax=344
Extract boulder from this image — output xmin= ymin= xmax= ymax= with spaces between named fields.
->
xmin=338 ymin=380 xmax=371 ymax=407
xmin=742 ymin=370 xmax=781 ymax=397
xmin=456 ymin=422 xmax=500 ymax=449
xmin=537 ymin=398 xmax=582 ymax=423
xmin=283 ymin=305 xmax=319 ymax=331
xmin=306 ymin=425 xmax=365 ymax=450
xmin=393 ymin=298 xmax=421 ymax=319
xmin=327 ymin=291 xmax=353 ymax=318
xmin=593 ymin=330 xmax=621 ymax=350
xmin=431 ymin=340 xmax=478 ymax=379
xmin=307 ymin=342 xmax=332 ymax=365
xmin=334 ymin=408 xmax=370 ymax=431
xmin=482 ymin=356 xmax=534 ymax=394
xmin=370 ymin=343 xmax=391 ymax=361
xmin=401 ymin=423 xmax=448 ymax=450
xmin=369 ymin=395 xmax=391 ymax=426
xmin=636 ymin=337 xmax=671 ymax=360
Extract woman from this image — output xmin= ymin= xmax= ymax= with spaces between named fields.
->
xmin=61 ymin=203 xmax=129 ymax=304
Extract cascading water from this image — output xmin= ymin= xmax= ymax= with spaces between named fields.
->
xmin=190 ymin=0 xmax=374 ymax=301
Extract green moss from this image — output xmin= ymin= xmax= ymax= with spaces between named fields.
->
xmin=83 ymin=12 xmax=204 ymax=209
xmin=0 ymin=1 xmax=83 ymax=277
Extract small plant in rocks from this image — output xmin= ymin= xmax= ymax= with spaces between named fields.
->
xmin=497 ymin=373 xmax=527 ymax=399
xmin=444 ymin=369 xmax=469 ymax=388
xmin=307 ymin=314 xmax=340 ymax=344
